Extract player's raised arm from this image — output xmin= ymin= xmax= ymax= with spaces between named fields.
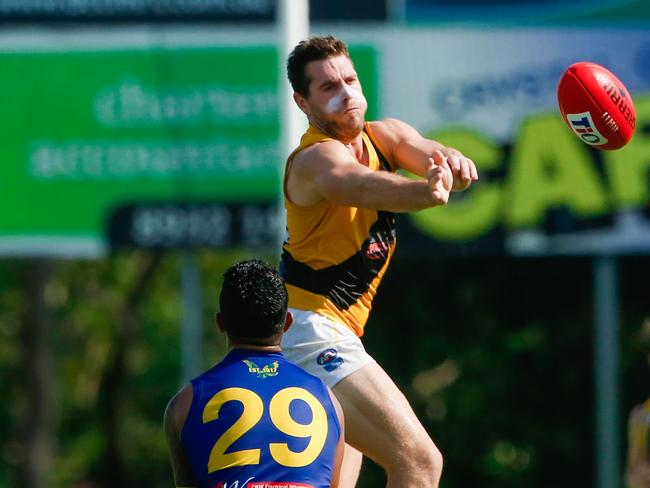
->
xmin=287 ymin=139 xmax=453 ymax=212
xmin=368 ymin=118 xmax=478 ymax=192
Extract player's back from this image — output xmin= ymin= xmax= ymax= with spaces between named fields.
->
xmin=181 ymin=348 xmax=341 ymax=488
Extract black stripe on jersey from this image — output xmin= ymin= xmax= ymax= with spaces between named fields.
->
xmin=280 ymin=210 xmax=396 ymax=311
xmin=280 ymin=131 xmax=397 ymax=311
xmin=368 ymin=131 xmax=394 ymax=173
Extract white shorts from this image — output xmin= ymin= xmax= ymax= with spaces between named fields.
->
xmin=281 ymin=308 xmax=376 ymax=388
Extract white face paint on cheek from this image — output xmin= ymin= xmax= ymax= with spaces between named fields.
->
xmin=323 ymin=84 xmax=366 ymax=115
xmin=324 ymin=92 xmax=345 ymax=114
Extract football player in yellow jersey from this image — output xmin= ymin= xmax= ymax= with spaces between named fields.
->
xmin=280 ymin=35 xmax=478 ymax=488
xmin=627 ymin=399 xmax=650 ymax=488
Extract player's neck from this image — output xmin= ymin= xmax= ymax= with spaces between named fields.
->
xmin=310 ymin=119 xmax=364 ymax=147
xmin=229 ymin=344 xmax=282 ymax=354
xmin=344 ymin=137 xmax=366 ymax=163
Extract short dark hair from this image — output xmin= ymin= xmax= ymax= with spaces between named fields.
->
xmin=219 ymin=259 xmax=288 ymax=339
xmin=287 ymin=35 xmax=350 ymax=96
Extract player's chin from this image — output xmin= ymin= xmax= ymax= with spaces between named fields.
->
xmin=353 ymin=113 xmax=367 ymax=130
xmin=339 ymin=110 xmax=362 ymax=124
xmin=337 ymin=116 xmax=365 ymax=136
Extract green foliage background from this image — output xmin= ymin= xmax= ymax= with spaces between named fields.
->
xmin=0 ymin=251 xmax=648 ymax=487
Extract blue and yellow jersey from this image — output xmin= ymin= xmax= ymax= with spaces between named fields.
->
xmin=280 ymin=123 xmax=397 ymax=337
xmin=181 ymin=349 xmax=341 ymax=488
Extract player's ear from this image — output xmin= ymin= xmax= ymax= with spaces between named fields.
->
xmin=216 ymin=312 xmax=226 ymax=334
xmin=293 ymin=92 xmax=310 ymax=115
xmin=283 ymin=311 xmax=294 ymax=332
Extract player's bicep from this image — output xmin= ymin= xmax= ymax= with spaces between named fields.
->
xmin=394 ymin=132 xmax=445 ymax=178
xmin=372 ymin=118 xmax=443 ymax=177
xmin=299 ymin=145 xmax=373 ymax=206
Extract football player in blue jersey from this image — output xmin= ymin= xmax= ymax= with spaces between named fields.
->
xmin=164 ymin=259 xmax=344 ymax=488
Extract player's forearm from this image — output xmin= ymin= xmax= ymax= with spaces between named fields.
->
xmin=340 ymin=170 xmax=440 ymax=212
xmin=393 ymin=138 xmax=446 ymax=177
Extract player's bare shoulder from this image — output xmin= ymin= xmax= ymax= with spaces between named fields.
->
xmin=368 ymin=118 xmax=401 ymax=143
xmin=367 ymin=118 xmax=416 ymax=162
xmin=164 ymin=383 xmax=194 ymax=436
xmin=371 ymin=118 xmax=414 ymax=134
xmin=287 ymin=140 xmax=350 ymax=206
xmin=292 ymin=139 xmax=351 ymax=170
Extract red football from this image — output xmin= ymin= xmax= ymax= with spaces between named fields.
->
xmin=557 ymin=61 xmax=635 ymax=150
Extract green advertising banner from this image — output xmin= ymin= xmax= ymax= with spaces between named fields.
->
xmin=0 ymin=41 xmax=377 ymax=256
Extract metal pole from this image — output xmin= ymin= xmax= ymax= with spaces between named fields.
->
xmin=594 ymin=255 xmax=620 ymax=488
xmin=277 ymin=0 xmax=309 ymax=252
xmin=181 ymin=252 xmax=202 ymax=382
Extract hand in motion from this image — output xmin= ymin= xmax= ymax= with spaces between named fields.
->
xmin=426 ymin=150 xmax=454 ymax=205
xmin=438 ymin=146 xmax=478 ymax=192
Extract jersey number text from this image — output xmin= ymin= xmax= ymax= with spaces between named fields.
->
xmin=202 ymin=386 xmax=329 ymax=473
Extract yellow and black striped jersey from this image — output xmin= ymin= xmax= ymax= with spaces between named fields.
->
xmin=280 ymin=123 xmax=397 ymax=337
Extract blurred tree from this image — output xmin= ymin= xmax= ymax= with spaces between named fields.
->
xmin=95 ymin=252 xmax=162 ymax=486
xmin=0 ymin=251 xmax=648 ymax=487
xmin=18 ymin=260 xmax=55 ymax=488
xmin=363 ymin=254 xmax=649 ymax=488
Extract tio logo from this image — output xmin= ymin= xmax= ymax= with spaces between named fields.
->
xmin=567 ymin=111 xmax=608 ymax=145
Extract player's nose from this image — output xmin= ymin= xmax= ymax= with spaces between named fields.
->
xmin=340 ymin=83 xmax=354 ymax=99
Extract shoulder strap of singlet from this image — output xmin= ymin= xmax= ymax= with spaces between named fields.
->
xmin=364 ymin=123 xmax=396 ymax=173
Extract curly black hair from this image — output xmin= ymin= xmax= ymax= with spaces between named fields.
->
xmin=219 ymin=259 xmax=288 ymax=339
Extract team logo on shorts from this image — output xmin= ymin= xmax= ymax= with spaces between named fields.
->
xmin=567 ymin=111 xmax=608 ymax=145
xmin=317 ymin=348 xmax=344 ymax=372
